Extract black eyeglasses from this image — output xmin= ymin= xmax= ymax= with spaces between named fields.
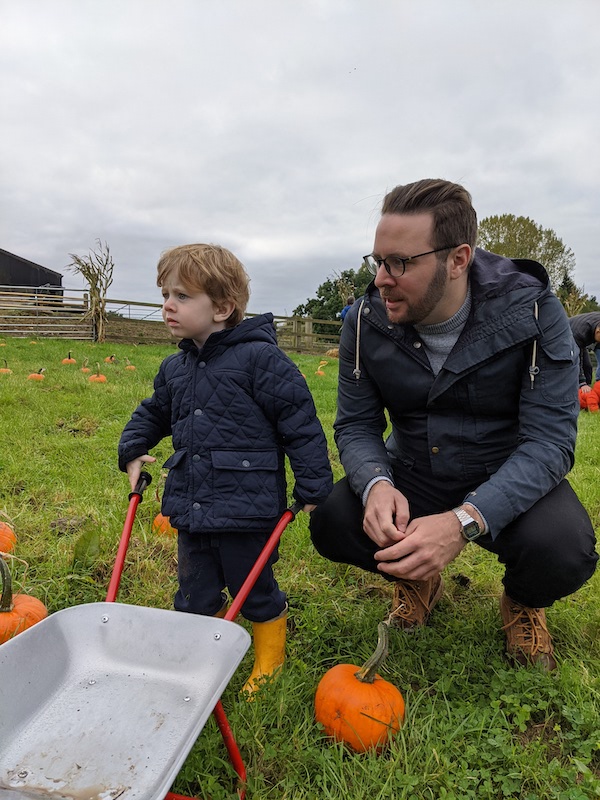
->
xmin=363 ymin=245 xmax=460 ymax=278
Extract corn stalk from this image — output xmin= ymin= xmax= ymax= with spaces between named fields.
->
xmin=67 ymin=240 xmax=114 ymax=342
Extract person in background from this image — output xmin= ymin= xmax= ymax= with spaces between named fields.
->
xmin=340 ymin=295 xmax=355 ymax=322
xmin=568 ymin=312 xmax=600 ymax=391
xmin=310 ymin=178 xmax=597 ymax=671
xmin=119 ymin=243 xmax=333 ymax=695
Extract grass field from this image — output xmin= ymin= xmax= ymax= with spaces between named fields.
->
xmin=0 ymin=336 xmax=599 ymax=800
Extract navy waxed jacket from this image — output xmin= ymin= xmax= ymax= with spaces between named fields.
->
xmin=118 ymin=314 xmax=333 ymax=533
xmin=335 ymin=249 xmax=579 ymax=540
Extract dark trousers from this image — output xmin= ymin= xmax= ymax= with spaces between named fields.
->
xmin=174 ymin=530 xmax=287 ymax=622
xmin=309 ymin=477 xmax=597 ymax=608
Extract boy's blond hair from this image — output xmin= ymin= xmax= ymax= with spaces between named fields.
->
xmin=156 ymin=243 xmax=250 ymax=327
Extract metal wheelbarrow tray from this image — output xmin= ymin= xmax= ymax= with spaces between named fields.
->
xmin=0 ymin=601 xmax=250 ymax=800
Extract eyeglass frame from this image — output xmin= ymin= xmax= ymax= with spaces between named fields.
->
xmin=363 ymin=245 xmax=462 ymax=278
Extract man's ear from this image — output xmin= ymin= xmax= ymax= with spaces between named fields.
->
xmin=213 ymin=300 xmax=235 ymax=323
xmin=449 ymin=244 xmax=472 ymax=279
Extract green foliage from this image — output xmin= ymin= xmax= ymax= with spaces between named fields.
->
xmin=477 ymin=214 xmax=576 ymax=292
xmin=556 ymin=274 xmax=600 ymax=315
xmin=293 ymin=265 xmax=372 ymax=320
xmin=0 ymin=337 xmax=599 ymax=799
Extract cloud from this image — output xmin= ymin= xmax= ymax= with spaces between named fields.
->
xmin=1 ymin=0 xmax=599 ymax=313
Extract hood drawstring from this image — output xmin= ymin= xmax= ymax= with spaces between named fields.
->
xmin=353 ymin=299 xmax=366 ymax=380
xmin=529 ymin=301 xmax=540 ymax=390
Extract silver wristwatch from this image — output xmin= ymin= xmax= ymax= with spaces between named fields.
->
xmin=451 ymin=507 xmax=482 ymax=542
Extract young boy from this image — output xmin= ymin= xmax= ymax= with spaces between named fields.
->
xmin=118 ymin=243 xmax=333 ymax=694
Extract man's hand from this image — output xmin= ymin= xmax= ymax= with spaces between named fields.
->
xmin=125 ymin=454 xmax=156 ymax=492
xmin=363 ymin=481 xmax=410 ymax=548
xmin=374 ymin=511 xmax=467 ymax=581
xmin=581 ymin=384 xmax=592 ymax=394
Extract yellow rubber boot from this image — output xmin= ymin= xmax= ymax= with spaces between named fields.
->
xmin=241 ymin=607 xmax=287 ymax=697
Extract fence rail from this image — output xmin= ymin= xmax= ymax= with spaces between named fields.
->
xmin=0 ymin=286 xmax=341 ymax=353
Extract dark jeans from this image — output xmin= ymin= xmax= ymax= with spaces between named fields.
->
xmin=309 ymin=477 xmax=598 ymax=608
xmin=174 ymin=529 xmax=287 ymax=622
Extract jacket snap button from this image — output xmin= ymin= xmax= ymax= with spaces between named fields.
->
xmin=194 ymin=408 xmax=203 ymax=416
xmin=192 ymin=454 xmax=200 ymax=462
xmin=199 ymin=361 xmax=206 ymax=368
xmin=431 ymin=446 xmax=440 ymax=454
xmin=413 ymin=341 xmax=422 ymax=349
xmin=193 ymin=502 xmax=200 ymax=510
xmin=242 ymin=459 xmax=251 ymax=468
xmin=363 ymin=306 xmax=370 ymax=315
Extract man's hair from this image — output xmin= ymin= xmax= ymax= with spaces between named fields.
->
xmin=381 ymin=179 xmax=478 ymax=256
xmin=156 ymin=243 xmax=250 ymax=326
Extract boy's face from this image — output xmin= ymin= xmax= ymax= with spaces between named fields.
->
xmin=595 ymin=326 xmax=600 ymax=344
xmin=161 ymin=279 xmax=229 ymax=346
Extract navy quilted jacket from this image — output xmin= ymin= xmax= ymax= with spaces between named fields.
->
xmin=118 ymin=314 xmax=333 ymax=533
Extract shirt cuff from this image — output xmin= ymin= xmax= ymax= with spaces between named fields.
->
xmin=362 ymin=476 xmax=394 ymax=506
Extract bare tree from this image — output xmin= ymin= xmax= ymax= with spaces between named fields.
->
xmin=67 ymin=240 xmax=114 ymax=342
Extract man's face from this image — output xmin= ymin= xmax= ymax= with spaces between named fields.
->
xmin=373 ymin=212 xmax=451 ymax=325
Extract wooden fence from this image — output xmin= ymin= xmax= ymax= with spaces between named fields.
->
xmin=0 ymin=286 xmax=341 ymax=353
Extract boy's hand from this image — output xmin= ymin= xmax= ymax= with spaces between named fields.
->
xmin=126 ymin=455 xmax=156 ymax=492
xmin=302 ymin=504 xmax=317 ymax=513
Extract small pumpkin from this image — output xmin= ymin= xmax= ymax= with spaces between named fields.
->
xmin=80 ymin=358 xmax=91 ymax=374
xmin=314 ymin=621 xmax=405 ymax=752
xmin=124 ymin=358 xmax=136 ymax=371
xmin=152 ymin=513 xmax=177 ymax=536
xmin=89 ymin=363 xmax=107 ymax=383
xmin=0 ymin=521 xmax=16 ymax=554
xmin=27 ymin=368 xmax=45 ymax=381
xmin=0 ymin=557 xmax=48 ymax=644
xmin=61 ymin=351 xmax=76 ymax=365
xmin=0 ymin=359 xmax=12 ymax=374
xmin=104 ymin=354 xmax=116 ymax=363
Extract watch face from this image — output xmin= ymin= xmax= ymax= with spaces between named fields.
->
xmin=462 ymin=519 xmax=481 ymax=540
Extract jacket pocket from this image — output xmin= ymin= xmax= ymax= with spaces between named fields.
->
xmin=161 ymin=449 xmax=187 ymax=517
xmin=211 ymin=449 xmax=281 ymax=520
xmin=538 ymin=338 xmax=577 ymax=404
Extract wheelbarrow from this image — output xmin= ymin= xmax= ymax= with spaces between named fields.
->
xmin=0 ymin=472 xmax=302 ymax=800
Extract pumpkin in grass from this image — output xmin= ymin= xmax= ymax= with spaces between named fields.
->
xmin=61 ymin=351 xmax=76 ymax=364
xmin=0 ymin=359 xmax=12 ymax=374
xmin=124 ymin=358 xmax=136 ymax=371
xmin=0 ymin=557 xmax=48 ymax=643
xmin=0 ymin=522 xmax=16 ymax=554
xmin=152 ymin=513 xmax=177 ymax=536
xmin=314 ymin=621 xmax=405 ymax=752
xmin=27 ymin=368 xmax=45 ymax=381
xmin=80 ymin=358 xmax=91 ymax=374
xmin=89 ymin=363 xmax=107 ymax=383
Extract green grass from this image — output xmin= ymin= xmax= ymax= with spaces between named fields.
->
xmin=0 ymin=336 xmax=599 ymax=800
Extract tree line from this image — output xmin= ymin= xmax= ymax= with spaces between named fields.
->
xmin=293 ymin=214 xmax=599 ymax=321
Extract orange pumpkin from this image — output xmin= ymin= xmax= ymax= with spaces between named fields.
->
xmin=80 ymin=358 xmax=91 ymax=374
xmin=89 ymin=363 xmax=107 ymax=383
xmin=27 ymin=368 xmax=45 ymax=381
xmin=61 ymin=351 xmax=76 ymax=365
xmin=0 ymin=360 xmax=12 ymax=374
xmin=152 ymin=513 xmax=177 ymax=536
xmin=124 ymin=358 xmax=136 ymax=371
xmin=0 ymin=557 xmax=48 ymax=644
xmin=314 ymin=621 xmax=405 ymax=752
xmin=104 ymin=354 xmax=116 ymax=363
xmin=0 ymin=522 xmax=16 ymax=554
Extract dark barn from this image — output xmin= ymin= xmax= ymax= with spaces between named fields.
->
xmin=0 ymin=249 xmax=63 ymax=293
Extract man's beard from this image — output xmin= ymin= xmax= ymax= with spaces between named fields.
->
xmin=381 ymin=260 xmax=448 ymax=325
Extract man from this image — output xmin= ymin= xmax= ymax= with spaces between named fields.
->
xmin=568 ymin=312 xmax=600 ymax=390
xmin=310 ymin=179 xmax=597 ymax=671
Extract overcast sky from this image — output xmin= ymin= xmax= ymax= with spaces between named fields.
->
xmin=1 ymin=0 xmax=599 ymax=315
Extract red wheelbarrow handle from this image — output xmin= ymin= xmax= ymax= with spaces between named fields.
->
xmin=105 ymin=471 xmax=153 ymax=603
xmin=225 ymin=500 xmax=303 ymax=621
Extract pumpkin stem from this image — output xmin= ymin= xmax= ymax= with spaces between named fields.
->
xmin=355 ymin=621 xmax=390 ymax=684
xmin=0 ymin=557 xmax=14 ymax=613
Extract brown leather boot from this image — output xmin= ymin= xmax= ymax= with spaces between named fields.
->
xmin=389 ymin=575 xmax=444 ymax=630
xmin=500 ymin=591 xmax=557 ymax=671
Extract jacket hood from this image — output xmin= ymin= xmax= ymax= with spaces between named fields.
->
xmin=469 ymin=248 xmax=550 ymax=298
xmin=178 ymin=313 xmax=277 ymax=354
